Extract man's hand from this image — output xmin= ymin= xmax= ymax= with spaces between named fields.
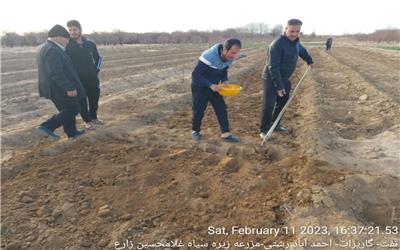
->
xmin=210 ymin=84 xmax=221 ymax=92
xmin=277 ymin=89 xmax=286 ymax=97
xmin=67 ymin=90 xmax=77 ymax=97
xmin=308 ymin=63 xmax=314 ymax=69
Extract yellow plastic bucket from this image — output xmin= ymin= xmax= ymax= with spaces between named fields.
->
xmin=218 ymin=84 xmax=242 ymax=97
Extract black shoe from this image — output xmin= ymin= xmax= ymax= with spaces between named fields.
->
xmin=70 ymin=129 xmax=86 ymax=139
xmin=36 ymin=126 xmax=60 ymax=140
xmin=274 ymin=126 xmax=288 ymax=132
xmin=221 ymin=134 xmax=240 ymax=143
xmin=192 ymin=131 xmax=202 ymax=142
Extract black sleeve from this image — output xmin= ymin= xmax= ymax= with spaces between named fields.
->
xmin=91 ymin=42 xmax=102 ymax=71
xmin=222 ymin=66 xmax=229 ymax=82
xmin=267 ymin=42 xmax=284 ymax=90
xmin=45 ymin=49 xmax=76 ymax=92
xmin=299 ymin=43 xmax=314 ymax=65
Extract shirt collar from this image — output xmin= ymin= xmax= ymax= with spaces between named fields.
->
xmin=48 ymin=38 xmax=65 ymax=51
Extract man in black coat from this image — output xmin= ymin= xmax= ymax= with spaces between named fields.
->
xmin=66 ymin=20 xmax=103 ymax=130
xmin=260 ymin=19 xmax=314 ymax=139
xmin=36 ymin=25 xmax=86 ymax=139
xmin=326 ymin=37 xmax=333 ymax=51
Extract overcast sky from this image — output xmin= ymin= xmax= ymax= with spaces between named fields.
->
xmin=1 ymin=0 xmax=399 ymax=35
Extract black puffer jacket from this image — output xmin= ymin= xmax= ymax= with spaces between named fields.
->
xmin=262 ymin=35 xmax=313 ymax=90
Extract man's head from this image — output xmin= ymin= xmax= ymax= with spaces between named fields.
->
xmin=48 ymin=24 xmax=70 ymax=47
xmin=67 ymin=20 xmax=82 ymax=40
xmin=285 ymin=19 xmax=303 ymax=41
xmin=222 ymin=38 xmax=241 ymax=61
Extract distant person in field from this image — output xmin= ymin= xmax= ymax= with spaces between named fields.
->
xmin=260 ymin=19 xmax=314 ymax=139
xmin=66 ymin=20 xmax=103 ymax=130
xmin=36 ymin=25 xmax=86 ymax=139
xmin=326 ymin=37 xmax=333 ymax=51
xmin=191 ymin=38 xmax=242 ymax=143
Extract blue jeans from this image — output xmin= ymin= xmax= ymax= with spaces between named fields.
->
xmin=192 ymin=84 xmax=229 ymax=133
xmin=260 ymin=79 xmax=291 ymax=133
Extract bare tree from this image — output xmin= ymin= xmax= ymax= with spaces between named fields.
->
xmin=271 ymin=24 xmax=284 ymax=37
xmin=240 ymin=22 xmax=270 ymax=34
xmin=1 ymin=27 xmax=274 ymax=47
xmin=1 ymin=32 xmax=23 ymax=47
xmin=156 ymin=33 xmax=172 ymax=43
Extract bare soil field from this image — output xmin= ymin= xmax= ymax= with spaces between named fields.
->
xmin=1 ymin=44 xmax=399 ymax=249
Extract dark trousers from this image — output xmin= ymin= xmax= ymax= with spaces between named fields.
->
xmin=80 ymin=82 xmax=100 ymax=122
xmin=41 ymin=95 xmax=81 ymax=137
xmin=192 ymin=84 xmax=229 ymax=133
xmin=260 ymin=79 xmax=291 ymax=133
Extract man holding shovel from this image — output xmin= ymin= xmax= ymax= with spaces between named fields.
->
xmin=191 ymin=38 xmax=241 ymax=143
xmin=260 ymin=19 xmax=314 ymax=139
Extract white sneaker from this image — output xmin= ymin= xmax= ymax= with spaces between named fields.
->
xmin=260 ymin=132 xmax=267 ymax=139
xmin=91 ymin=119 xmax=105 ymax=125
xmin=85 ymin=122 xmax=95 ymax=130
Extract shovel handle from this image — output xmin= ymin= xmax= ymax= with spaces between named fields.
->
xmin=261 ymin=66 xmax=311 ymax=146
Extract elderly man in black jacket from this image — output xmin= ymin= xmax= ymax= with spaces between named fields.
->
xmin=36 ymin=25 xmax=86 ymax=139
xmin=260 ymin=19 xmax=313 ymax=139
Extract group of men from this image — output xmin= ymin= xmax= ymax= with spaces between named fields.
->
xmin=36 ymin=21 xmax=103 ymax=140
xmin=191 ymin=18 xmax=314 ymax=143
xmin=36 ymin=18 xmax=314 ymax=143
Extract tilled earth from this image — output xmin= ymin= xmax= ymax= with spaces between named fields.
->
xmin=1 ymin=45 xmax=399 ymax=249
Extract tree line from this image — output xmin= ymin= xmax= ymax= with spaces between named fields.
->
xmin=351 ymin=29 xmax=400 ymax=42
xmin=3 ymin=23 xmax=397 ymax=48
xmin=1 ymin=23 xmax=283 ymax=47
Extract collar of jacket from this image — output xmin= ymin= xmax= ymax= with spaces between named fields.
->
xmin=217 ymin=44 xmax=228 ymax=62
xmin=47 ymin=39 xmax=65 ymax=51
xmin=80 ymin=36 xmax=89 ymax=43
xmin=199 ymin=43 xmax=233 ymax=70
xmin=69 ymin=36 xmax=88 ymax=46
xmin=282 ymin=34 xmax=299 ymax=45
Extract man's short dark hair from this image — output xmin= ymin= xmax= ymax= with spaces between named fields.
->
xmin=287 ymin=19 xmax=303 ymax=26
xmin=224 ymin=38 xmax=241 ymax=50
xmin=67 ymin=20 xmax=82 ymax=30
